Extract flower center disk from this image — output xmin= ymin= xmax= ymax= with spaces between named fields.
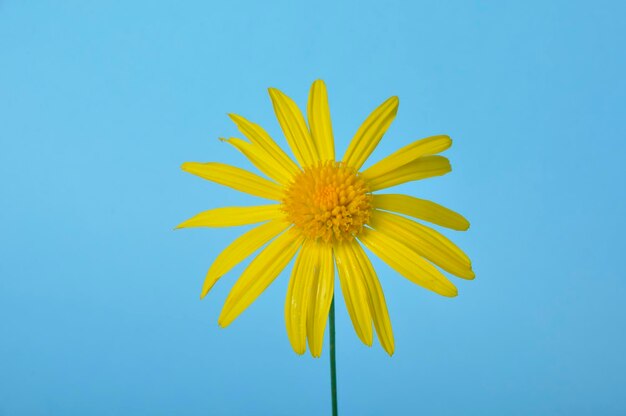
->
xmin=282 ymin=162 xmax=372 ymax=243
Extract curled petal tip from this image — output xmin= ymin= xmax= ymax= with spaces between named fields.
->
xmin=181 ymin=161 xmax=201 ymax=173
xmin=466 ymin=269 xmax=476 ymax=280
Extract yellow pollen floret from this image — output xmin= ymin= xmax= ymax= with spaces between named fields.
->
xmin=282 ymin=161 xmax=372 ymax=243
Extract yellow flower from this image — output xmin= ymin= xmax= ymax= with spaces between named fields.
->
xmin=178 ymin=80 xmax=473 ymax=357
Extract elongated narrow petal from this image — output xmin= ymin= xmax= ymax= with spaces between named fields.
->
xmin=373 ymin=194 xmax=470 ymax=231
xmin=201 ymin=220 xmax=290 ymax=298
xmin=219 ymin=230 xmax=303 ymax=327
xmin=370 ymin=211 xmax=474 ymax=279
xmin=269 ymin=88 xmax=318 ymax=167
xmin=181 ymin=162 xmax=284 ymax=200
xmin=365 ymin=155 xmax=451 ymax=191
xmin=350 ymin=242 xmax=394 ymax=355
xmin=285 ymin=241 xmax=317 ymax=354
xmin=342 ymin=96 xmax=399 ymax=170
xmin=176 ymin=205 xmax=281 ymax=229
xmin=362 ymin=135 xmax=451 ymax=179
xmin=305 ymin=252 xmax=320 ymax=356
xmin=220 ymin=137 xmax=293 ymax=185
xmin=307 ymin=80 xmax=335 ymax=161
xmin=306 ymin=242 xmax=334 ymax=357
xmin=228 ymin=113 xmax=301 ymax=176
xmin=359 ymin=228 xmax=458 ymax=297
xmin=335 ymin=242 xmax=373 ymax=347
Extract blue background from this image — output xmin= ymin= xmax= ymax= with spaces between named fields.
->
xmin=1 ymin=1 xmax=625 ymax=415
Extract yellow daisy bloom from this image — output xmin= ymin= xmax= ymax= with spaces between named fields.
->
xmin=179 ymin=80 xmax=473 ymax=357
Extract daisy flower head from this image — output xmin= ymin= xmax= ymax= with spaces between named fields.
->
xmin=178 ymin=80 xmax=473 ymax=357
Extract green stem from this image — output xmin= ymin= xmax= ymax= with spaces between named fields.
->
xmin=329 ymin=297 xmax=338 ymax=416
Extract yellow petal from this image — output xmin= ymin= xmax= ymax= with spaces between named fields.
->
xmin=176 ymin=205 xmax=282 ymax=229
xmin=306 ymin=242 xmax=334 ymax=357
xmin=307 ymin=80 xmax=335 ymax=162
xmin=201 ymin=219 xmax=290 ymax=298
xmin=218 ymin=229 xmax=303 ymax=327
xmin=305 ymin=254 xmax=320 ymax=356
xmin=362 ymin=135 xmax=451 ymax=179
xmin=364 ymin=155 xmax=451 ymax=191
xmin=342 ymin=96 xmax=399 ymax=170
xmin=370 ymin=211 xmax=474 ymax=279
xmin=334 ymin=242 xmax=373 ymax=347
xmin=268 ymin=88 xmax=318 ymax=167
xmin=220 ymin=137 xmax=293 ymax=185
xmin=285 ymin=241 xmax=316 ymax=355
xmin=358 ymin=228 xmax=458 ymax=297
xmin=181 ymin=162 xmax=283 ymax=200
xmin=350 ymin=241 xmax=394 ymax=355
xmin=372 ymin=193 xmax=470 ymax=231
xmin=228 ymin=113 xmax=301 ymax=177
